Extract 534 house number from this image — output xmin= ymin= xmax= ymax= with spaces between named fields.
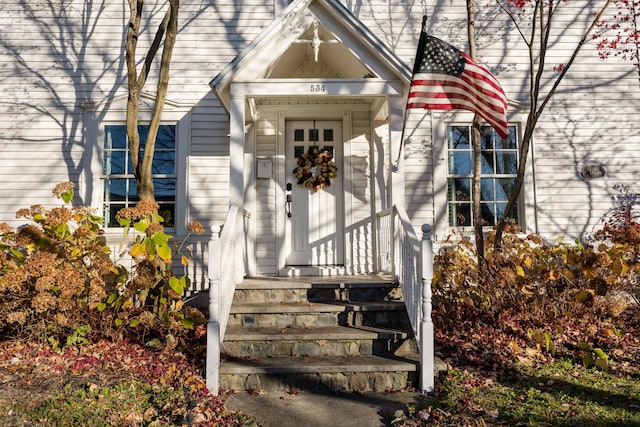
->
xmin=309 ymin=84 xmax=326 ymax=93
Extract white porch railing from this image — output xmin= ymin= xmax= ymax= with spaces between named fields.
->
xmin=376 ymin=206 xmax=434 ymax=392
xmin=206 ymin=205 xmax=249 ymax=394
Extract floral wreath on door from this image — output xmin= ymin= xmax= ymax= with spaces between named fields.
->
xmin=292 ymin=146 xmax=338 ymax=192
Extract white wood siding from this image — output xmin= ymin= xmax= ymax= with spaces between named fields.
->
xmin=254 ymin=112 xmax=279 ymax=275
xmin=1 ymin=0 xmax=639 ymax=289
xmin=346 ymin=110 xmax=375 ymax=273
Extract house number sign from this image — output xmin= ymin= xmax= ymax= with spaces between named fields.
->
xmin=309 ymin=84 xmax=326 ymax=93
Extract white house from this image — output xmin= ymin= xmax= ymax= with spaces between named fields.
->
xmin=2 ymin=0 xmax=639 ymax=393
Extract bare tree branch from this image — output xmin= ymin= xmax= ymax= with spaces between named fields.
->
xmin=493 ymin=0 xmax=613 ymax=248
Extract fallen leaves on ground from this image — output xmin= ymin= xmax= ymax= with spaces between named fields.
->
xmin=0 ymin=339 xmax=254 ymax=426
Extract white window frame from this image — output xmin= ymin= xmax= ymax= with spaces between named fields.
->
xmin=102 ymin=123 xmax=179 ymax=229
xmin=432 ymin=110 xmax=533 ymax=239
xmin=446 ymin=123 xmax=520 ymax=228
xmin=82 ymin=95 xmax=191 ymax=237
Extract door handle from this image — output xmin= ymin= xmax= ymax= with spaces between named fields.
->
xmin=286 ymin=193 xmax=292 ymax=218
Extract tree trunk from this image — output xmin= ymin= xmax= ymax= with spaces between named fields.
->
xmin=126 ymin=0 xmax=143 ymax=180
xmin=139 ymin=0 xmax=179 ymax=201
xmin=471 ymin=116 xmax=485 ymax=261
xmin=466 ymin=0 xmax=486 ymax=262
xmin=124 ymin=0 xmax=180 ymax=202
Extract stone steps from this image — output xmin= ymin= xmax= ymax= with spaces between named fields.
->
xmin=218 ymin=275 xmax=440 ymax=393
xmin=220 ymin=354 xmax=420 ymax=393
xmin=227 ymin=301 xmax=409 ymax=329
xmin=223 ymin=325 xmax=410 ymax=357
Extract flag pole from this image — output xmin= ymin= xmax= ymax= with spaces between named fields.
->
xmin=394 ymin=15 xmax=428 ymax=169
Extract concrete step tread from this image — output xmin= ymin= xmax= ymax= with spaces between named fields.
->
xmin=230 ymin=301 xmax=405 ymax=314
xmin=224 ymin=325 xmax=412 ymax=341
xmin=220 ymin=354 xmax=420 ymax=374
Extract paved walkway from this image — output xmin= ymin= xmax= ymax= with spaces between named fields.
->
xmin=224 ymin=389 xmax=428 ymax=426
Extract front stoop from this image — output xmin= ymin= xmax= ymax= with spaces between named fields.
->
xmin=218 ymin=275 xmax=444 ymax=393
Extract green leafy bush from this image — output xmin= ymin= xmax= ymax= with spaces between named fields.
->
xmin=0 ymin=182 xmax=205 ymax=348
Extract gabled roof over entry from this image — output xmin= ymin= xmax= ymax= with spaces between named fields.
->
xmin=210 ymin=0 xmax=412 ymax=112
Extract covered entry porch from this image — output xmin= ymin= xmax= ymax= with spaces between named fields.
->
xmin=204 ymin=0 xmax=436 ymax=397
xmin=209 ymin=0 xmax=411 ymax=276
xmin=230 ymin=86 xmax=407 ymax=276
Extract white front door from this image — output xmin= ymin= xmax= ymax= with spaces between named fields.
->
xmin=285 ymin=120 xmax=344 ymax=266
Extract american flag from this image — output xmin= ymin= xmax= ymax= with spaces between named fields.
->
xmin=407 ymin=32 xmax=509 ymax=139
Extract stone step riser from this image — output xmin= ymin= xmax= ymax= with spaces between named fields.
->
xmin=220 ymin=370 xmax=417 ymax=393
xmin=227 ymin=310 xmax=411 ymax=329
xmin=222 ymin=338 xmax=411 ymax=358
xmin=232 ymin=287 xmax=401 ymax=305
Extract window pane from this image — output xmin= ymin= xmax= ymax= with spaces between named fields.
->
xmin=129 ymin=180 xmax=139 ymax=202
xmin=138 ymin=126 xmax=149 ymax=148
xmin=497 ymin=178 xmax=515 ymax=199
xmin=323 ymin=129 xmax=333 ymax=142
xmin=154 ymin=178 xmax=175 ymax=201
xmin=453 ymin=178 xmax=471 ymax=202
xmin=156 ymin=126 xmax=176 ymax=150
xmin=480 ymin=178 xmax=510 ymax=213
xmin=105 ymin=203 xmax=125 ymax=228
xmin=481 ymin=202 xmax=497 ymax=226
xmin=323 ymin=146 xmax=334 ymax=158
xmin=450 ymin=202 xmax=471 ymax=226
xmin=482 ymin=150 xmax=494 ymax=171
xmin=104 ymin=178 xmax=128 ymax=202
xmin=495 ymin=203 xmax=508 ymax=221
xmin=480 ymin=127 xmax=494 ymax=149
xmin=104 ymin=125 xmax=126 ymax=149
xmin=152 ymin=150 xmax=176 ymax=174
xmin=451 ymin=151 xmax=472 ymax=175
xmin=504 ymin=128 xmax=518 ymax=149
xmin=494 ymin=151 xmax=515 ymax=174
xmin=157 ymin=202 xmax=175 ymax=227
xmin=449 ymin=126 xmax=470 ymax=148
xmin=104 ymin=150 xmax=126 ymax=175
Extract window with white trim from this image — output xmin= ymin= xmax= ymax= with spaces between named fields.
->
xmin=102 ymin=124 xmax=176 ymax=228
xmin=447 ymin=124 xmax=519 ymax=227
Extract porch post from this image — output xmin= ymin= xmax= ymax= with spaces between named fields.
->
xmin=389 ymin=94 xmax=405 ymax=206
xmin=244 ymin=122 xmax=257 ymax=276
xmin=389 ymin=94 xmax=405 ymax=281
xmin=206 ymin=225 xmax=222 ymax=395
xmin=229 ymin=89 xmax=245 ymax=208
xmin=420 ymin=224 xmax=435 ymax=392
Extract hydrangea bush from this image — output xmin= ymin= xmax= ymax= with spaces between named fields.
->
xmin=0 ymin=183 xmax=205 ymax=348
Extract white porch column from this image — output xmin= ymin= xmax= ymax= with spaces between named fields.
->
xmin=229 ymin=88 xmax=245 ymax=208
xmin=389 ymin=94 xmax=405 ymax=281
xmin=389 ymin=94 xmax=405 ymax=206
xmin=420 ymin=224 xmax=435 ymax=393
xmin=244 ymin=122 xmax=257 ymax=276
